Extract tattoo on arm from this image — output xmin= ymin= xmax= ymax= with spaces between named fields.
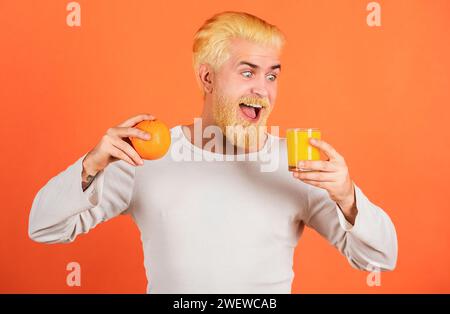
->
xmin=82 ymin=173 xmax=97 ymax=192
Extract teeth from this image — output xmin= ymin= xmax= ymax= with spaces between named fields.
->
xmin=243 ymin=103 xmax=263 ymax=108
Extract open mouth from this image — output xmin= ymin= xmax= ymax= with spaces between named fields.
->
xmin=239 ymin=103 xmax=263 ymax=121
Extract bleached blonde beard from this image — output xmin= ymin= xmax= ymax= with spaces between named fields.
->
xmin=212 ymin=89 xmax=273 ymax=152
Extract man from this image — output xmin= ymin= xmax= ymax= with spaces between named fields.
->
xmin=29 ymin=11 xmax=397 ymax=293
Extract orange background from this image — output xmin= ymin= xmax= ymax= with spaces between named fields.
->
xmin=1 ymin=0 xmax=449 ymax=293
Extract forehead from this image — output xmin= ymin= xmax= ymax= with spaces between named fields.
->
xmin=226 ymin=38 xmax=281 ymax=68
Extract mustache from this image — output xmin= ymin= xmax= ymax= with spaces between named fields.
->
xmin=237 ymin=96 xmax=270 ymax=108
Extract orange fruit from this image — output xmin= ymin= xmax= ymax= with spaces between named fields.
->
xmin=130 ymin=119 xmax=171 ymax=160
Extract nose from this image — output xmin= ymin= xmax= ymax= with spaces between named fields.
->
xmin=250 ymin=87 xmax=269 ymax=99
xmin=250 ymin=81 xmax=269 ymax=98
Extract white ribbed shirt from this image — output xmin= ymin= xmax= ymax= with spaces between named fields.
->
xmin=29 ymin=125 xmax=397 ymax=293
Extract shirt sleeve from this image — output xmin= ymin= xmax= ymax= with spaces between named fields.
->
xmin=304 ymin=181 xmax=398 ymax=271
xmin=28 ymin=153 xmax=136 ymax=244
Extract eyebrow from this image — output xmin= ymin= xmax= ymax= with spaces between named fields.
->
xmin=237 ymin=61 xmax=281 ymax=71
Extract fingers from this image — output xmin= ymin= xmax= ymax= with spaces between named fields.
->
xmin=308 ymin=138 xmax=342 ymax=161
xmin=103 ymin=125 xmax=150 ymax=167
xmin=292 ymin=170 xmax=335 ymax=182
xmin=110 ymin=136 xmax=144 ymax=166
xmin=107 ymin=142 xmax=140 ymax=167
xmin=118 ymin=113 xmax=155 ymax=128
xmin=108 ymin=127 xmax=151 ymax=141
xmin=297 ymin=160 xmax=336 ymax=172
xmin=298 ymin=179 xmax=326 ymax=189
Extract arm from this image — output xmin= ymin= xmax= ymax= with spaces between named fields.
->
xmin=28 ymin=153 xmax=136 ymax=244
xmin=28 ymin=113 xmax=155 ymax=244
xmin=304 ymin=182 xmax=398 ymax=271
xmin=293 ymin=138 xmax=397 ymax=271
xmin=81 ymin=154 xmax=100 ymax=192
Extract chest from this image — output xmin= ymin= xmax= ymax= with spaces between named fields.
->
xmin=130 ymin=160 xmax=307 ymax=244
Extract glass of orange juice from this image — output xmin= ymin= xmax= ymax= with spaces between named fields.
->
xmin=287 ymin=128 xmax=321 ymax=171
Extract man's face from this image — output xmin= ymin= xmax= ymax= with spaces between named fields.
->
xmin=210 ymin=38 xmax=281 ymax=149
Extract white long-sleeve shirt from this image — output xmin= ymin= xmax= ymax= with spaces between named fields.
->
xmin=28 ymin=125 xmax=397 ymax=293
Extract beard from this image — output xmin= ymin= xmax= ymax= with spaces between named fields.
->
xmin=212 ymin=88 xmax=273 ymax=152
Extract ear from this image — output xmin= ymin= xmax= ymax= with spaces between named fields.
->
xmin=198 ymin=63 xmax=215 ymax=94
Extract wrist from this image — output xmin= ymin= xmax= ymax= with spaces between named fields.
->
xmin=337 ymin=183 xmax=357 ymax=224
xmin=82 ymin=153 xmax=101 ymax=178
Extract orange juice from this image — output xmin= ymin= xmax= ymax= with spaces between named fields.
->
xmin=287 ymin=128 xmax=321 ymax=171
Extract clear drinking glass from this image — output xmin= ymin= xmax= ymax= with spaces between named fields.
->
xmin=286 ymin=128 xmax=321 ymax=171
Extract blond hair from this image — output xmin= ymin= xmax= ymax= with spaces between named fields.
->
xmin=192 ymin=11 xmax=286 ymax=88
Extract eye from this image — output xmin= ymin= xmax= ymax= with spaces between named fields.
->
xmin=241 ymin=71 xmax=253 ymax=78
xmin=266 ymin=74 xmax=277 ymax=81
